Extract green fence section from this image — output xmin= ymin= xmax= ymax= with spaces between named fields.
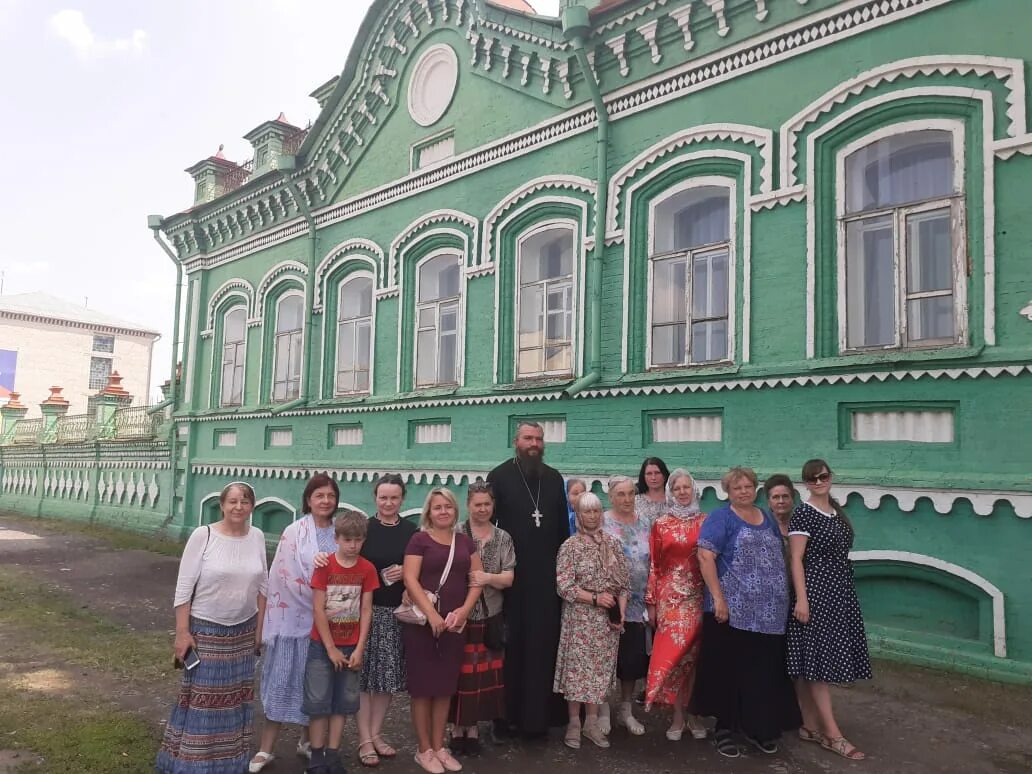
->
xmin=0 ymin=442 xmax=173 ymax=534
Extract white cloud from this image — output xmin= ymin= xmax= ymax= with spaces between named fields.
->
xmin=48 ymin=9 xmax=146 ymax=59
xmin=2 ymin=259 xmax=50 ymax=276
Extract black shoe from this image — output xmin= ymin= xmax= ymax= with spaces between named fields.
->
xmin=745 ymin=735 xmax=779 ymax=754
xmin=305 ymin=766 xmax=331 ymax=774
xmin=492 ymin=719 xmax=516 ymax=739
xmin=464 ymin=737 xmax=483 ymax=757
xmin=451 ymin=735 xmax=467 ymax=756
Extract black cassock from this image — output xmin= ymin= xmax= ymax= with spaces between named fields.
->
xmin=488 ymin=457 xmax=570 ymax=735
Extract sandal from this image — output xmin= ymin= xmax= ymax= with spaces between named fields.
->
xmin=798 ymin=726 xmax=823 ymax=744
xmin=371 ymin=735 xmax=397 ymax=758
xmin=357 ymin=740 xmax=380 ymax=767
xmin=665 ymin=721 xmax=685 ymax=741
xmin=821 ymin=736 xmax=865 ymax=760
xmin=714 ymin=730 xmax=740 ymax=759
xmin=248 ymin=752 xmax=275 ymax=773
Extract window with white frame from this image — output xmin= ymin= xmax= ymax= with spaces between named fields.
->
xmin=517 ymin=225 xmax=575 ymax=377
xmin=336 ymin=276 xmax=373 ymax=394
xmin=840 ymin=128 xmax=965 ymax=351
xmin=220 ymin=306 xmax=246 ymax=407
xmin=649 ymin=184 xmax=732 ymax=366
xmin=415 ymin=253 xmax=461 ymax=387
xmin=272 ymin=293 xmax=303 ymax=402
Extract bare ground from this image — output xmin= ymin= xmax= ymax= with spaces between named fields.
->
xmin=1 ymin=512 xmax=1030 ymax=774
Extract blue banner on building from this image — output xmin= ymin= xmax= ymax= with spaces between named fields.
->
xmin=0 ymin=349 xmax=16 ymax=398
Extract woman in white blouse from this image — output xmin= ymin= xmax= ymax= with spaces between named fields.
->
xmin=157 ymin=482 xmax=269 ymax=774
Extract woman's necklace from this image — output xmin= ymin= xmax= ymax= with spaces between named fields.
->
xmin=377 ymin=513 xmax=401 ymax=527
xmin=514 ymin=458 xmax=543 ymax=528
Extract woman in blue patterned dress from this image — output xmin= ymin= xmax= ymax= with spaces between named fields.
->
xmin=249 ymin=474 xmax=341 ymax=773
xmin=786 ymin=459 xmax=871 ymax=762
xmin=692 ymin=467 xmax=800 ymax=759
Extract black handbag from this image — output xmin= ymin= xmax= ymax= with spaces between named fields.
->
xmin=483 ymin=612 xmax=506 ymax=651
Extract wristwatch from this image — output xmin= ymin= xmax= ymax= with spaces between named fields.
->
xmin=591 ymin=592 xmax=598 ymax=607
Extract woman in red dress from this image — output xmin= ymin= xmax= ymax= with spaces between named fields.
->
xmin=644 ymin=468 xmax=707 ymax=741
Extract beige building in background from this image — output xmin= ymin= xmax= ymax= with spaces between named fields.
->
xmin=0 ymin=293 xmax=160 ymax=417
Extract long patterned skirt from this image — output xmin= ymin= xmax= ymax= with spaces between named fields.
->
xmin=156 ymin=615 xmax=257 ymax=774
xmin=449 ymin=620 xmax=505 ymax=726
xmin=258 ymin=633 xmax=309 ymax=726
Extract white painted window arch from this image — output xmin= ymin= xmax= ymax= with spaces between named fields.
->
xmin=335 ymin=272 xmax=374 ymax=395
xmin=414 ymin=250 xmax=464 ymax=388
xmin=220 ymin=305 xmax=247 ymax=407
xmin=273 ymin=290 xmax=305 ymax=402
xmin=515 ymin=220 xmax=577 ymax=378
xmin=836 ymin=120 xmax=968 ymax=353
xmin=647 ymin=176 xmax=736 ymax=367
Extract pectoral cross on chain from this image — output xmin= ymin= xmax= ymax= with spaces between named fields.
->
xmin=531 ymin=509 xmax=543 ymax=528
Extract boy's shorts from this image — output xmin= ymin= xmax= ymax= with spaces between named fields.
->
xmin=301 ymin=641 xmax=360 ymax=717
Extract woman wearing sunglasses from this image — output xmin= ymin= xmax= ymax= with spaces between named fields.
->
xmin=785 ymin=459 xmax=871 ymax=762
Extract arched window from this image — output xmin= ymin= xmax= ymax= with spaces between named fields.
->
xmin=336 ymin=275 xmax=373 ymax=394
xmin=517 ymin=225 xmax=574 ymax=377
xmin=415 ymin=252 xmax=461 ymax=387
xmin=273 ymin=292 xmax=303 ymax=402
xmin=649 ymin=184 xmax=732 ymax=366
xmin=220 ymin=306 xmax=247 ymax=407
xmin=841 ymin=128 xmax=964 ymax=350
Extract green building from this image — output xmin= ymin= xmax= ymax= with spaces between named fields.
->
xmin=3 ymin=0 xmax=1031 ymax=682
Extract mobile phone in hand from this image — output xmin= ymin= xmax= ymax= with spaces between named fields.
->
xmin=175 ymin=647 xmax=201 ymax=670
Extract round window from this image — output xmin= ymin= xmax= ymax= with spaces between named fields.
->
xmin=407 ymin=44 xmax=459 ymax=127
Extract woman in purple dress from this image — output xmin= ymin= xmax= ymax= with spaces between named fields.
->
xmin=402 ymin=488 xmax=484 ymax=773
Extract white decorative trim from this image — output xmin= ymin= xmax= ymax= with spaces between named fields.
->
xmin=171 ymin=0 xmax=953 ymax=274
xmin=481 ymin=176 xmax=595 ymax=270
xmin=388 ymin=209 xmax=479 ymax=289
xmin=255 ymin=260 xmax=308 ymax=319
xmin=749 ymin=185 xmax=807 ymax=211
xmin=850 ymin=550 xmax=1007 ymax=658
xmin=993 ymin=133 xmax=1032 ymax=160
xmin=202 ymin=279 xmax=255 ymax=335
xmin=598 ymin=0 xmax=670 ymax=34
xmin=803 ymin=88 xmax=996 ymax=357
xmin=782 ymin=55 xmax=1027 ymax=188
xmin=1020 ymin=300 xmax=1032 ymax=321
xmin=606 ymin=124 xmax=773 ymax=239
xmin=314 ymin=239 xmax=384 ymax=310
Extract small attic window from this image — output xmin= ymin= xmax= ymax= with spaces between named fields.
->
xmin=412 ymin=130 xmax=455 ymax=171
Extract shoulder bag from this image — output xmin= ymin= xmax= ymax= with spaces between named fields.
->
xmin=393 ymin=533 xmax=456 ymax=626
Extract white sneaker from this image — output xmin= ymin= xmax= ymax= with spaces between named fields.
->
xmin=618 ymin=702 xmax=645 ymax=735
xmin=597 ymin=701 xmax=612 ymax=735
xmin=296 ymin=740 xmax=312 ymax=760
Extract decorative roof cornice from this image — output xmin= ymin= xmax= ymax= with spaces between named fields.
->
xmin=167 ymin=0 xmax=956 ymax=271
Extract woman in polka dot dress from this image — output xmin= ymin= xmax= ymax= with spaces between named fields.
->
xmin=785 ymin=459 xmax=871 ymax=761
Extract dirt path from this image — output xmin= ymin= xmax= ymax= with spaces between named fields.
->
xmin=1 ymin=514 xmax=1030 ymax=774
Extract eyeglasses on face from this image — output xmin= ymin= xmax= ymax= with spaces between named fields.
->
xmin=806 ymin=472 xmax=831 ymax=484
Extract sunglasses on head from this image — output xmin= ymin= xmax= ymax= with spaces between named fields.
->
xmin=806 ymin=472 xmax=831 ymax=484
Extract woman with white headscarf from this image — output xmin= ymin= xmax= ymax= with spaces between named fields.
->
xmin=643 ymin=468 xmax=708 ymax=741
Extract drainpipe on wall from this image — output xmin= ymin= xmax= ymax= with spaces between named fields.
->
xmin=562 ymin=3 xmax=608 ymax=397
xmin=148 ymin=215 xmax=182 ymax=415
xmin=271 ymin=158 xmax=318 ymax=415
xmin=147 ymin=215 xmax=182 ymax=528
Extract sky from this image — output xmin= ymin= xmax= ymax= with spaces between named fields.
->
xmin=0 ymin=0 xmax=561 ymax=403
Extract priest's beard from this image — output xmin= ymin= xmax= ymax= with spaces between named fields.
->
xmin=516 ymin=449 xmax=544 ymax=473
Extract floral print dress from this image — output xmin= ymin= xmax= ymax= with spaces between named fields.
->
xmin=644 ymin=509 xmax=707 ymax=708
xmin=553 ymin=531 xmax=630 ymax=704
